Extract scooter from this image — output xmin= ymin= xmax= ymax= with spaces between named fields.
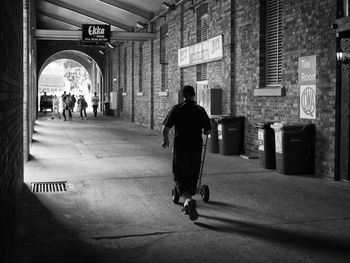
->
xmin=172 ymin=135 xmax=210 ymax=203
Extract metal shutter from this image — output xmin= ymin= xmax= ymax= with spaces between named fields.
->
xmin=201 ymin=14 xmax=208 ymax=41
xmin=200 ymin=14 xmax=208 ymax=80
xmin=139 ymin=42 xmax=143 ymax=92
xmin=124 ymin=47 xmax=127 ymax=92
xmin=160 ymin=24 xmax=168 ymax=64
xmin=266 ymin=0 xmax=282 ymax=85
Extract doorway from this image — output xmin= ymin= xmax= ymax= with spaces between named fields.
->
xmin=340 ymin=61 xmax=350 ymax=181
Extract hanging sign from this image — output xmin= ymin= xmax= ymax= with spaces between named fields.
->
xmin=298 ymin=55 xmax=316 ymax=119
xmin=82 ymin=24 xmax=111 ymax=42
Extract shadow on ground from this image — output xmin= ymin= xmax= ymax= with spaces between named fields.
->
xmin=14 ymin=184 xmax=121 ymax=263
xmin=195 ymin=214 xmax=350 ymax=257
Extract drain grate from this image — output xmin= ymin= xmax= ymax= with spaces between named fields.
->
xmin=31 ymin=181 xmax=67 ymax=193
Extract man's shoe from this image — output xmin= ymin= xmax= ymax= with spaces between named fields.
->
xmin=187 ymin=199 xmax=198 ymax=221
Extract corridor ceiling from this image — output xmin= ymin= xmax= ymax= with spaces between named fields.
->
xmin=35 ymin=0 xmax=178 ymax=41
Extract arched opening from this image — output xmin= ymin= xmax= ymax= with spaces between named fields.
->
xmin=38 ymin=50 xmax=103 ymax=114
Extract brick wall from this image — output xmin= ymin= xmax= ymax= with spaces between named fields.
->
xmin=109 ymin=0 xmax=337 ymax=178
xmin=233 ymin=0 xmax=336 ymax=177
xmin=0 ymin=0 xmax=24 ymax=260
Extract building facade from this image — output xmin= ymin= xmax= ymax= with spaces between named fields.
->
xmin=106 ymin=0 xmax=339 ymax=179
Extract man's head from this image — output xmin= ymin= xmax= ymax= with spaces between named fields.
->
xmin=182 ymin=85 xmax=195 ymax=100
xmin=94 ymin=92 xmax=97 ymax=96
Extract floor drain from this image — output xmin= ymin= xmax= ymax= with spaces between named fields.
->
xmin=31 ymin=181 xmax=68 ymax=193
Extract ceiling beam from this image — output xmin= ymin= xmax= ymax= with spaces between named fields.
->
xmin=96 ymin=0 xmax=153 ymax=20
xmin=43 ymin=0 xmax=133 ymax=31
xmin=37 ymin=10 xmax=82 ymax=29
xmin=34 ymin=29 xmax=155 ymax=41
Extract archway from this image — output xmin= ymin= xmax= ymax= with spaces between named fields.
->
xmin=38 ymin=50 xmax=103 ymax=113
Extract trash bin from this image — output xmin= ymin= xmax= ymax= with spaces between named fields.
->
xmin=256 ymin=122 xmax=276 ymax=169
xmin=104 ymin=102 xmax=112 ymax=116
xmin=271 ymin=123 xmax=315 ymax=175
xmin=208 ymin=117 xmax=219 ymax=153
xmin=217 ymin=116 xmax=245 ymax=155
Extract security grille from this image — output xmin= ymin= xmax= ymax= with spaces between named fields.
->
xmin=198 ymin=13 xmax=208 ymax=81
xmin=124 ymin=47 xmax=127 ymax=93
xmin=139 ymin=42 xmax=143 ymax=92
xmin=201 ymin=14 xmax=208 ymax=41
xmin=266 ymin=0 xmax=283 ymax=85
xmin=31 ymin=181 xmax=67 ymax=193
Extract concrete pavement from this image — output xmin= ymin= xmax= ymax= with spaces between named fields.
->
xmin=14 ymin=112 xmax=350 ymax=263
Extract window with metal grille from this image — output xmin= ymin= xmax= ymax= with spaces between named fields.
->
xmin=266 ymin=0 xmax=282 ymax=86
xmin=197 ymin=10 xmax=208 ymax=81
xmin=124 ymin=47 xmax=127 ymax=93
xmin=161 ymin=64 xmax=168 ymax=92
xmin=160 ymin=24 xmax=168 ymax=64
xmin=139 ymin=42 xmax=143 ymax=93
xmin=160 ymin=24 xmax=168 ymax=92
xmin=200 ymin=14 xmax=208 ymax=41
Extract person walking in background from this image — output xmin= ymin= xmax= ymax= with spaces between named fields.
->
xmin=71 ymin=94 xmax=76 ymax=112
xmin=62 ymin=93 xmax=72 ymax=121
xmin=78 ymin=95 xmax=88 ymax=120
xmin=52 ymin=94 xmax=60 ymax=119
xmin=91 ymin=92 xmax=99 ymax=118
xmin=162 ymin=85 xmax=211 ymax=221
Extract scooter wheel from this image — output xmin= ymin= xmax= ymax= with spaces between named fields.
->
xmin=172 ymin=186 xmax=180 ymax=204
xmin=200 ymin=185 xmax=210 ymax=202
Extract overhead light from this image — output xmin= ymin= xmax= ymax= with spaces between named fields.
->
xmin=162 ymin=2 xmax=176 ymax=10
xmin=108 ymin=43 xmax=114 ymax=49
xmin=98 ymin=50 xmax=104 ymax=55
xmin=135 ymin=21 xmax=147 ymax=29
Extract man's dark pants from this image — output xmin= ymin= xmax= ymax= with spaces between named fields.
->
xmin=172 ymin=152 xmax=201 ymax=196
xmin=93 ymin=105 xmax=98 ymax=117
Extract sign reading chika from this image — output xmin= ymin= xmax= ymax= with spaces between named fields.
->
xmin=82 ymin=24 xmax=111 ymax=42
xmin=298 ymin=55 xmax=316 ymax=119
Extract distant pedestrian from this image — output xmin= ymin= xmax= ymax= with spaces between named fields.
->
xmin=71 ymin=94 xmax=76 ymax=112
xmin=162 ymin=85 xmax=211 ymax=221
xmin=62 ymin=94 xmax=72 ymax=121
xmin=52 ymin=95 xmax=61 ymax=119
xmin=78 ymin=95 xmax=88 ymax=120
xmin=61 ymin=91 xmax=67 ymax=99
xmin=91 ymin=92 xmax=99 ymax=117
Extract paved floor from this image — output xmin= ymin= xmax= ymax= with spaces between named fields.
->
xmin=14 ymin=112 xmax=350 ymax=263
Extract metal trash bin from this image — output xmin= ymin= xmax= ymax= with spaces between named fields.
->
xmin=104 ymin=102 xmax=112 ymax=116
xmin=271 ymin=123 xmax=315 ymax=175
xmin=256 ymin=122 xmax=276 ymax=169
xmin=217 ymin=116 xmax=245 ymax=155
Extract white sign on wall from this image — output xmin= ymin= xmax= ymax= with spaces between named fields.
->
xmin=258 ymin=130 xmax=264 ymax=151
xmin=178 ymin=35 xmax=223 ymax=68
xmin=298 ymin=55 xmax=316 ymax=119
xmin=300 ymin=85 xmax=316 ymax=119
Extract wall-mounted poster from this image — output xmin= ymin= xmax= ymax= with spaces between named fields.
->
xmin=178 ymin=35 xmax=223 ymax=68
xmin=178 ymin=47 xmax=189 ymax=67
xmin=209 ymin=35 xmax=223 ymax=60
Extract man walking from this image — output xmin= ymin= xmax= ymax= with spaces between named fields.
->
xmin=162 ymin=85 xmax=211 ymax=221
xmin=91 ymin=92 xmax=100 ymax=117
